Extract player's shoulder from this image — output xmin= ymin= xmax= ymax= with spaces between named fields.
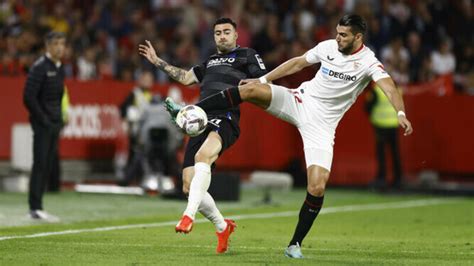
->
xmin=308 ymin=39 xmax=337 ymax=55
xmin=359 ymin=46 xmax=381 ymax=66
xmin=235 ymin=47 xmax=258 ymax=56
xmin=317 ymin=39 xmax=338 ymax=49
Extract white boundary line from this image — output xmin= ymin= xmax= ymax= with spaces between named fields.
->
xmin=0 ymin=198 xmax=451 ymax=241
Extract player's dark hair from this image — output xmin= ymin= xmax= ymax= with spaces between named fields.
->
xmin=338 ymin=14 xmax=367 ymax=35
xmin=213 ymin=17 xmax=237 ymax=29
xmin=44 ymin=31 xmax=66 ymax=44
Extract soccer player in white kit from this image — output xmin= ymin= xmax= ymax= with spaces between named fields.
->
xmin=165 ymin=14 xmax=413 ymax=258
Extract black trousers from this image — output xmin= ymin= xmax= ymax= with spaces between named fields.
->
xmin=29 ymin=120 xmax=60 ymax=210
xmin=47 ymin=150 xmax=61 ymax=192
xmin=374 ymin=126 xmax=402 ymax=185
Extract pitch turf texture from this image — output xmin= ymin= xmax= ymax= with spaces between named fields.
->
xmin=0 ymin=189 xmax=472 ymax=265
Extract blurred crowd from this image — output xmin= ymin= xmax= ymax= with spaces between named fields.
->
xmin=1 ymin=0 xmax=473 ymax=93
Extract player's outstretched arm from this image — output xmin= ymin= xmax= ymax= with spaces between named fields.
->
xmin=376 ymin=77 xmax=413 ymax=136
xmin=138 ymin=40 xmax=196 ymax=85
xmin=240 ymin=54 xmax=313 ymax=85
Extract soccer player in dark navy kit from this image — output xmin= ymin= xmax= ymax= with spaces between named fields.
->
xmin=138 ymin=18 xmax=267 ymax=253
xmin=23 ymin=32 xmax=66 ymax=222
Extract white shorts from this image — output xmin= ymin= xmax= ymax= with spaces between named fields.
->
xmin=266 ymin=84 xmax=337 ymax=171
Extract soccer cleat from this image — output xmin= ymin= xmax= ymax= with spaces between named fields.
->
xmin=284 ymin=242 xmax=304 ymax=259
xmin=29 ymin=210 xmax=60 ymax=223
xmin=175 ymin=215 xmax=193 ymax=233
xmin=216 ymin=219 xmax=237 ymax=254
xmin=164 ymin=97 xmax=183 ymax=122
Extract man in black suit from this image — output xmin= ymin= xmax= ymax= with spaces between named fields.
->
xmin=23 ymin=31 xmax=66 ymax=221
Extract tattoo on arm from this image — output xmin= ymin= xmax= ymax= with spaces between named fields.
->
xmin=155 ymin=59 xmax=187 ymax=82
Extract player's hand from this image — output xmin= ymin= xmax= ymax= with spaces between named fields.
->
xmin=398 ymin=116 xmax=413 ymax=136
xmin=239 ymin=78 xmax=259 ymax=86
xmin=138 ymin=40 xmax=159 ymax=64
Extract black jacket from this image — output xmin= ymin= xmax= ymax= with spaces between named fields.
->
xmin=23 ymin=55 xmax=65 ymax=127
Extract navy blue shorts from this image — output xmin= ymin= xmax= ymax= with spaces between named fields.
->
xmin=182 ymin=113 xmax=240 ymax=169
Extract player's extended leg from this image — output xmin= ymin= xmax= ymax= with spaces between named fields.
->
xmin=285 ymin=165 xmax=329 ymax=259
xmin=165 ymin=83 xmax=271 ymax=121
xmin=176 ymin=133 xmax=222 ymax=233
xmin=180 ymin=166 xmax=228 ymax=235
xmin=176 ymin=132 xmax=236 ymax=253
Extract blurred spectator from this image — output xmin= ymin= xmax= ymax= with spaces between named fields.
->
xmin=430 ymin=38 xmax=456 ymax=76
xmin=381 ymin=37 xmax=409 ymax=85
xmin=406 ymin=31 xmax=429 ymax=83
xmin=367 ymin=16 xmax=388 ymax=56
xmin=40 ymin=3 xmax=70 ymax=34
xmin=418 ymin=56 xmax=435 ymax=83
xmin=77 ymin=47 xmax=97 ymax=80
xmin=251 ymin=14 xmax=285 ymax=70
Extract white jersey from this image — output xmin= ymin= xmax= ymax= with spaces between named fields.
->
xmin=303 ymin=39 xmax=390 ymax=123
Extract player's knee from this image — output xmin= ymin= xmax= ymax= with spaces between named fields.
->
xmin=308 ymin=172 xmax=330 ymax=196
xmin=239 ymin=83 xmax=260 ymax=100
xmin=307 ymin=183 xmax=326 ymax=196
xmin=194 ymin=151 xmax=211 ymax=164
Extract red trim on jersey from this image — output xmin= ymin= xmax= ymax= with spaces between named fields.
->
xmin=351 ymin=44 xmax=364 ymax=55
xmin=226 ymin=88 xmax=234 ymax=107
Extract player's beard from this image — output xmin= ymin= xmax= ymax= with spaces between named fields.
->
xmin=216 ymin=43 xmax=233 ymax=54
xmin=338 ymin=40 xmax=355 ymax=55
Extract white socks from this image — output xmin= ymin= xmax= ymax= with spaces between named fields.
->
xmin=184 ymin=162 xmax=211 ymax=220
xmin=183 ymin=162 xmax=227 ymax=232
xmin=198 ymin=192 xmax=227 ymax=232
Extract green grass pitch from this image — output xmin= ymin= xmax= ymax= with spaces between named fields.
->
xmin=0 ymin=189 xmax=472 ymax=265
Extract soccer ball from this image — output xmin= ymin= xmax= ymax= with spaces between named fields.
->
xmin=175 ymin=105 xmax=208 ymax=137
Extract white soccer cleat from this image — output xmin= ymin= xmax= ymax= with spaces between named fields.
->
xmin=284 ymin=242 xmax=304 ymax=259
xmin=29 ymin=210 xmax=60 ymax=223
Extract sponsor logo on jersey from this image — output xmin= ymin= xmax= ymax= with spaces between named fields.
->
xmin=321 ymin=66 xmax=357 ymax=81
xmin=327 ymin=55 xmax=335 ymax=61
xmin=207 ymin=57 xmax=236 ymax=67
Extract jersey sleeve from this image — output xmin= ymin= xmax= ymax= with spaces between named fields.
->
xmin=191 ymin=62 xmax=206 ymax=83
xmin=367 ymin=59 xmax=391 ymax=82
xmin=246 ymin=49 xmax=267 ymax=78
xmin=305 ymin=43 xmax=323 ymax=64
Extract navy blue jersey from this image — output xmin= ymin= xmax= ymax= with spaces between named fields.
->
xmin=192 ymin=47 xmax=267 ymax=119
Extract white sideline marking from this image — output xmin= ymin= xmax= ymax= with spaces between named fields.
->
xmin=0 ymin=198 xmax=451 ymax=241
